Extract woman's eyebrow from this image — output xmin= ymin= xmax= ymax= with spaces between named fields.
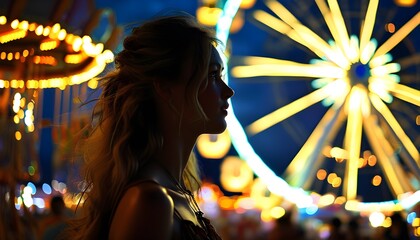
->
xmin=209 ymin=62 xmax=222 ymax=68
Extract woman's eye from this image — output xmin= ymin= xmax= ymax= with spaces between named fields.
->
xmin=209 ymin=72 xmax=218 ymax=80
xmin=209 ymin=71 xmax=224 ymax=81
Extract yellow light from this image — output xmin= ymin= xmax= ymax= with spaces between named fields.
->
xmin=359 ymin=0 xmax=379 ymax=56
xmin=42 ymin=26 xmax=51 ymax=36
xmin=35 ymin=25 xmax=43 ymax=36
xmin=327 ymin=173 xmax=337 ymax=184
xmin=230 ymin=10 xmax=244 ymax=33
xmin=382 ymin=217 xmax=392 ymax=228
xmin=413 ymin=218 xmax=420 ymax=227
xmin=27 ymin=124 xmax=34 ymax=132
xmin=64 ymin=53 xmax=86 ymax=64
xmin=316 ymin=169 xmax=327 ymax=180
xmin=13 ymin=115 xmax=19 ymax=124
xmin=11 ymin=19 xmax=19 ymax=29
xmin=51 ymin=23 xmax=61 ymax=33
xmin=385 ymin=23 xmax=396 ymax=33
xmin=372 ymin=175 xmax=382 ymax=186
xmin=357 ymin=157 xmax=364 ymax=168
xmin=87 ymin=79 xmax=99 ymax=89
xmin=240 ymin=0 xmax=257 ymax=9
xmin=394 ymin=0 xmax=417 ymax=7
xmin=18 ymin=21 xmax=29 ymax=30
xmin=261 ymin=209 xmax=273 ymax=222
xmin=368 ymin=155 xmax=377 ymax=166
xmin=58 ymin=29 xmax=67 ymax=40
xmin=197 ymin=130 xmax=231 ymax=159
xmin=72 ymin=36 xmax=83 ymax=52
xmin=332 ymin=177 xmax=342 ymax=187
xmin=330 ymin=147 xmax=348 ymax=159
xmin=319 ymin=193 xmax=335 ymax=207
xmin=15 ymin=131 xmax=22 ymax=140
xmin=369 ymin=212 xmax=385 ymax=227
xmin=343 ymin=86 xmax=365 ymax=200
xmin=28 ymin=23 xmax=36 ymax=31
xmin=40 ymin=39 xmax=59 ymax=51
xmin=220 ymin=156 xmax=253 ymax=192
xmin=0 ymin=16 xmax=6 ymax=25
xmin=270 ymin=206 xmax=285 ymax=219
xmin=196 ymin=6 xmax=223 ymax=26
xmin=0 ymin=29 xmax=27 ymax=44
xmin=334 ymin=196 xmax=346 ymax=205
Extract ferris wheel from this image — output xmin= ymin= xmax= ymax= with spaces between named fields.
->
xmin=215 ymin=0 xmax=420 ymax=212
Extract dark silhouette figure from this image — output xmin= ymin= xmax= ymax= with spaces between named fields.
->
xmin=268 ymin=211 xmax=305 ymax=240
xmin=384 ymin=212 xmax=410 ymax=240
xmin=346 ymin=217 xmax=362 ymax=240
xmin=327 ymin=217 xmax=346 ymax=240
xmin=38 ymin=195 xmax=69 ymax=240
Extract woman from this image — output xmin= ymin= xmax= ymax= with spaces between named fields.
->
xmin=65 ymin=13 xmax=234 ymax=239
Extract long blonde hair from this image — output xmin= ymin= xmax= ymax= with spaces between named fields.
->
xmin=64 ymin=14 xmax=218 ymax=239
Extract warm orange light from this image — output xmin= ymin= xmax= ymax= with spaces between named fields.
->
xmin=394 ymin=0 xmax=417 ymax=7
xmin=317 ymin=169 xmax=327 ymax=180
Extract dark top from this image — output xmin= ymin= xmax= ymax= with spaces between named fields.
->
xmin=125 ymin=179 xmax=222 ymax=240
xmin=174 ymin=209 xmax=222 ymax=240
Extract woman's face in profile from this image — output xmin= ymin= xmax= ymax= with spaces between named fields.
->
xmin=197 ymin=47 xmax=234 ymax=134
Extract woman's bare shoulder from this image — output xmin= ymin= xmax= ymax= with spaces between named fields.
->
xmin=109 ymin=181 xmax=174 ymax=240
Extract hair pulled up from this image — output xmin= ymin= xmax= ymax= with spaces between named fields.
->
xmin=65 ymin=14 xmax=218 ymax=239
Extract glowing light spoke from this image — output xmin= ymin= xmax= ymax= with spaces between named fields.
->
xmin=285 ymin=96 xmax=347 ymax=188
xmin=316 ymin=0 xmax=352 ymax=65
xmin=327 ymin=0 xmax=351 ymax=59
xmin=370 ymin=53 xmax=393 ymax=68
xmin=264 ymin=1 xmax=349 ymax=68
xmin=369 ymin=93 xmax=420 ymax=166
xmin=370 ymin=62 xmax=401 ymax=76
xmin=247 ymin=82 xmax=340 ymax=135
xmin=373 ymin=11 xmax=420 ymax=59
xmin=359 ymin=0 xmax=379 ymax=56
xmin=385 ymin=83 xmax=420 ymax=106
xmin=360 ymin=39 xmax=377 ymax=64
xmin=368 ymin=80 xmax=394 ymax=103
xmin=231 ymin=59 xmax=345 ymax=78
xmin=369 ymin=109 xmax=420 ymax=180
xmin=363 ymin=115 xmax=414 ymax=196
xmin=343 ymin=86 xmax=364 ymax=200
xmin=349 ymin=35 xmax=360 ymax=63
xmin=315 ymin=0 xmax=342 ymax=53
xmin=253 ymin=10 xmax=325 ymax=58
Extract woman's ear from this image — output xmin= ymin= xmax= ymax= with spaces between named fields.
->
xmin=153 ymin=80 xmax=181 ymax=115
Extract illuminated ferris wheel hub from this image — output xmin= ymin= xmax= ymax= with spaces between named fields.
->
xmin=349 ymin=62 xmax=370 ymax=86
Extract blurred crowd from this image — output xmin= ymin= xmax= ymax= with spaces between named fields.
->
xmin=0 ymin=196 xmax=416 ymax=240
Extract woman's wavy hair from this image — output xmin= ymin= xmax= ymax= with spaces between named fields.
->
xmin=64 ymin=13 xmax=219 ymax=239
